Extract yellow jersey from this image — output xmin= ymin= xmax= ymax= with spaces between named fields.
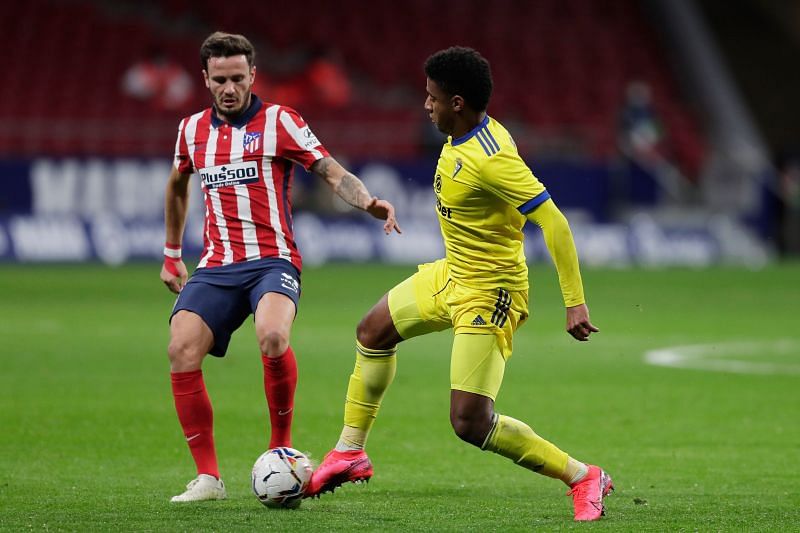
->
xmin=433 ymin=115 xmax=549 ymax=291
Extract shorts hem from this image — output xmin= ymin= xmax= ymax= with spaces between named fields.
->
xmin=169 ymin=307 xmax=230 ymax=358
xmin=252 ymin=287 xmax=300 ymax=315
xmin=450 ymin=384 xmax=497 ymax=401
xmin=453 ymin=326 xmax=497 ymax=335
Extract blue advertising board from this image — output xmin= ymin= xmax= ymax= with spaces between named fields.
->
xmin=0 ymin=158 xmax=768 ymax=266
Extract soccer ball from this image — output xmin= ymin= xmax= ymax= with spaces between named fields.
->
xmin=251 ymin=447 xmax=312 ymax=508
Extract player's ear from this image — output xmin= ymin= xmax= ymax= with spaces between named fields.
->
xmin=451 ymin=95 xmax=464 ymax=112
xmin=250 ymin=65 xmax=256 ymax=84
xmin=202 ymin=70 xmax=210 ymax=89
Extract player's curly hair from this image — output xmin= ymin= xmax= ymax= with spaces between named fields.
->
xmin=200 ymin=32 xmax=256 ymax=70
xmin=424 ymin=47 xmax=492 ymax=112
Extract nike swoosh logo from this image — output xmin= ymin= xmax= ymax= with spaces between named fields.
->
xmin=278 ymin=408 xmax=293 ymax=416
xmin=186 ymin=433 xmax=201 ymax=442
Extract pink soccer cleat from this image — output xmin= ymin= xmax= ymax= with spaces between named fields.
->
xmin=566 ymin=465 xmax=614 ymax=521
xmin=304 ymin=449 xmax=373 ymax=498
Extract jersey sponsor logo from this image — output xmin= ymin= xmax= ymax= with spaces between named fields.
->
xmin=199 ymin=161 xmax=259 ymax=189
xmin=299 ymin=126 xmax=321 ymax=150
xmin=436 ymin=197 xmax=452 ymax=219
xmin=453 ymin=158 xmax=463 ymax=178
xmin=434 ymin=173 xmax=452 ymax=218
xmin=243 ymin=132 xmax=262 ymax=154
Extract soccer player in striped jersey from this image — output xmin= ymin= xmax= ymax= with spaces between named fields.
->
xmin=306 ymin=47 xmax=613 ymax=521
xmin=161 ymin=32 xmax=400 ymax=503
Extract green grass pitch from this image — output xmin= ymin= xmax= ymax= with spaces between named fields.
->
xmin=1 ymin=262 xmax=799 ymax=531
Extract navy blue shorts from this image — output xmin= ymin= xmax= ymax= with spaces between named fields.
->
xmin=170 ymin=258 xmax=301 ymax=357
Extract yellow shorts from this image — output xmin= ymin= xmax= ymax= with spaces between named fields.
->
xmin=388 ymin=258 xmax=529 ymax=399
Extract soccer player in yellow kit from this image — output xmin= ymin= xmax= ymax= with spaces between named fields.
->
xmin=306 ymin=47 xmax=613 ymax=521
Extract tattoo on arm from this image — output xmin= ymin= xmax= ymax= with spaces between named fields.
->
xmin=313 ymin=156 xmax=372 ymax=210
xmin=335 ymin=173 xmax=372 ymax=210
xmin=311 ymin=157 xmax=330 ymax=177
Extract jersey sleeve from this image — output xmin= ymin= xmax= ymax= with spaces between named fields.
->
xmin=173 ymin=118 xmax=194 ymax=174
xmin=479 ymin=147 xmax=549 ymax=212
xmin=275 ymin=107 xmax=331 ymax=170
xmin=526 ymin=200 xmax=585 ymax=307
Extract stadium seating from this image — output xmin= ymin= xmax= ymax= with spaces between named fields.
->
xmin=0 ymin=0 xmax=704 ymax=175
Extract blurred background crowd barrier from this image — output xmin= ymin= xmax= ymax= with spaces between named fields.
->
xmin=1 ymin=0 xmax=797 ymax=266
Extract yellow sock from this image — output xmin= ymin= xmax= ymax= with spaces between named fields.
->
xmin=337 ymin=341 xmax=397 ymax=450
xmin=562 ymin=457 xmax=589 ymax=485
xmin=481 ymin=414 xmax=569 ymax=479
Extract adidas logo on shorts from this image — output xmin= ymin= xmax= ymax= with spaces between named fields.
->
xmin=472 ymin=315 xmax=487 ymax=326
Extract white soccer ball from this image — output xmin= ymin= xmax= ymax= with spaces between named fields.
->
xmin=251 ymin=447 xmax=313 ymax=508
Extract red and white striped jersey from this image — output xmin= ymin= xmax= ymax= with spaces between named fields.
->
xmin=174 ymin=96 xmax=329 ymax=271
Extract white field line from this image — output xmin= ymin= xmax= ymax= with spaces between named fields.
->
xmin=643 ymin=340 xmax=800 ymax=375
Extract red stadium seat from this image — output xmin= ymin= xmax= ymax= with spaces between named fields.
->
xmin=1 ymin=0 xmax=705 ymax=170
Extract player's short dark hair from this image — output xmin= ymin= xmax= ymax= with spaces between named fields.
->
xmin=200 ymin=32 xmax=256 ymax=70
xmin=424 ymin=47 xmax=492 ymax=112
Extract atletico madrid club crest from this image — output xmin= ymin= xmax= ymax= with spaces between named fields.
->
xmin=243 ymin=132 xmax=262 ymax=154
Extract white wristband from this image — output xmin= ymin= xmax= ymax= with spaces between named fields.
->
xmin=164 ymin=247 xmax=182 ymax=259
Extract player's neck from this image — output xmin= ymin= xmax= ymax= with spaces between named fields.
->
xmin=213 ymin=93 xmax=253 ymax=125
xmin=451 ymin=111 xmax=486 ymax=139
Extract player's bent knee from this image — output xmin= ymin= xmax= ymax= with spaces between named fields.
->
xmin=167 ymin=338 xmax=205 ymax=371
xmin=356 ymin=309 xmax=400 ymax=351
xmin=260 ymin=330 xmax=289 ymax=357
xmin=450 ymin=411 xmax=493 ymax=447
xmin=355 ymin=318 xmax=379 ymax=349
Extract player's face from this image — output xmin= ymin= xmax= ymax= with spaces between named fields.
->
xmin=204 ymin=55 xmax=255 ymax=118
xmin=425 ymin=78 xmax=456 ymax=135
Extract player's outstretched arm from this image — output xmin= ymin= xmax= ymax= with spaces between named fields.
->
xmin=526 ymin=199 xmax=599 ymax=341
xmin=160 ymin=166 xmax=192 ymax=293
xmin=311 ymin=156 xmax=402 ymax=235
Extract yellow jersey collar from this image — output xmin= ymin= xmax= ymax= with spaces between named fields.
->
xmin=451 ymin=115 xmax=490 ymax=146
